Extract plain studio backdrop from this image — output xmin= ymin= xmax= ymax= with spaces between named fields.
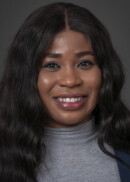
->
xmin=0 ymin=0 xmax=129 ymax=108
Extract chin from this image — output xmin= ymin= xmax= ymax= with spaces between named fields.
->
xmin=48 ymin=117 xmax=91 ymax=128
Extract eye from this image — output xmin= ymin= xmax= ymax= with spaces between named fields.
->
xmin=42 ymin=62 xmax=60 ymax=71
xmin=77 ymin=60 xmax=94 ymax=68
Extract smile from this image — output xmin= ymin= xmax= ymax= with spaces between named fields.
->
xmin=54 ymin=96 xmax=87 ymax=111
xmin=56 ymin=97 xmax=83 ymax=102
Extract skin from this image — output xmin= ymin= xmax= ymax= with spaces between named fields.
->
xmin=37 ymin=30 xmax=102 ymax=128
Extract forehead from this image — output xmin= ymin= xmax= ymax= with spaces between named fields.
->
xmin=46 ymin=30 xmax=93 ymax=53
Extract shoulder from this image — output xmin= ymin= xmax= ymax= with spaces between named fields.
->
xmin=114 ymin=148 xmax=130 ymax=182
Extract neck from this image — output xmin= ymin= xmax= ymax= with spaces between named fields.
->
xmin=44 ymin=115 xmax=98 ymax=142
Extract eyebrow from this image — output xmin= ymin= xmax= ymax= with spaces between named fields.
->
xmin=44 ymin=51 xmax=94 ymax=58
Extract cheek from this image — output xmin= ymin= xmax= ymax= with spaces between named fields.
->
xmin=85 ymin=68 xmax=102 ymax=91
xmin=84 ymin=68 xmax=102 ymax=109
xmin=37 ymin=72 xmax=56 ymax=96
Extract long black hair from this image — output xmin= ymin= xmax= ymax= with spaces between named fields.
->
xmin=0 ymin=2 xmax=130 ymax=182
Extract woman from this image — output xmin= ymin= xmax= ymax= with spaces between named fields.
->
xmin=0 ymin=2 xmax=129 ymax=182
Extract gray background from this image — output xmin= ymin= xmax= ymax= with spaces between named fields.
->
xmin=0 ymin=0 xmax=129 ymax=108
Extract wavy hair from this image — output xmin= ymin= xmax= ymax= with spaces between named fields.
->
xmin=0 ymin=2 xmax=130 ymax=182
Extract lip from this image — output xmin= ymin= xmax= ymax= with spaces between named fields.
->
xmin=54 ymin=93 xmax=87 ymax=98
xmin=53 ymin=96 xmax=88 ymax=111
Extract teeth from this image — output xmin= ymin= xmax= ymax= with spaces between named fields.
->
xmin=57 ymin=97 xmax=83 ymax=102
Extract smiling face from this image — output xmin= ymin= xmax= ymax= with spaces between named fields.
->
xmin=37 ymin=30 xmax=102 ymax=128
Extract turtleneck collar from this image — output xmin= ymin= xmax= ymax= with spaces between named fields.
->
xmin=44 ymin=116 xmax=98 ymax=142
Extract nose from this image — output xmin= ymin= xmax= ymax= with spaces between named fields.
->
xmin=58 ymin=68 xmax=83 ymax=88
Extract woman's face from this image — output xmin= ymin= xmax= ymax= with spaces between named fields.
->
xmin=38 ymin=30 xmax=102 ymax=128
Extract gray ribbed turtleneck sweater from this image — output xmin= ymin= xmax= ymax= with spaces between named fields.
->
xmin=36 ymin=116 xmax=121 ymax=182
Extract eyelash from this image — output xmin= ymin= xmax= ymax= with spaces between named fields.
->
xmin=42 ymin=60 xmax=94 ymax=70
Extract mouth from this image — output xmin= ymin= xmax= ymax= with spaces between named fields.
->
xmin=53 ymin=94 xmax=88 ymax=111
